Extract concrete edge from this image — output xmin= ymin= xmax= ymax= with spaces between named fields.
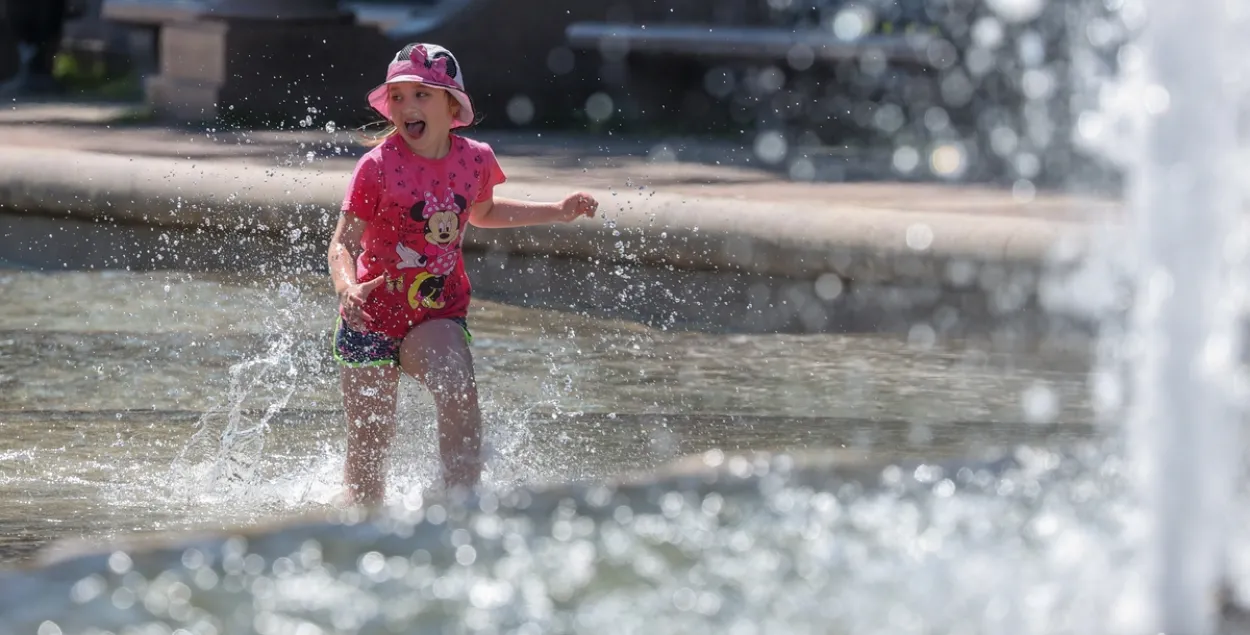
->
xmin=19 ymin=447 xmax=967 ymax=570
xmin=0 ymin=147 xmax=1092 ymax=283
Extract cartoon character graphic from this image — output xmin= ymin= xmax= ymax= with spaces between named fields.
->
xmin=409 ymin=190 xmax=468 ymax=277
xmin=395 ymin=242 xmax=426 ymax=269
xmin=408 ymin=272 xmax=446 ymax=310
xmin=399 ymin=189 xmax=468 ymax=310
xmin=384 ymin=272 xmax=405 ymax=293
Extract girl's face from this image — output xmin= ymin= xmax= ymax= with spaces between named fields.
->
xmin=387 ymin=82 xmax=459 ymax=155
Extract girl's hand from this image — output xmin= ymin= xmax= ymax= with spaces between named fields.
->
xmin=339 ymin=275 xmax=385 ymax=329
xmin=559 ymin=192 xmax=599 ymax=222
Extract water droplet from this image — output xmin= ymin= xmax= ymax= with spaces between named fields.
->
xmin=1012 ymin=179 xmax=1037 ymax=203
xmin=893 ymin=146 xmax=920 ymax=174
xmin=971 ymin=17 xmax=1005 ymax=48
xmin=456 ymin=545 xmax=477 ymax=566
xmin=986 ymin=0 xmax=1044 ymax=23
xmin=814 ymin=273 xmax=844 ymax=300
xmin=788 ymin=158 xmax=816 ymax=181
xmin=906 ymin=224 xmax=935 ymax=251
xmin=111 ymin=587 xmax=135 ymax=610
xmin=585 ymin=92 xmax=615 ymax=123
xmin=831 ymin=6 xmax=874 ymax=41
xmin=108 ymin=551 xmax=132 ymax=574
xmin=1022 ymin=382 xmax=1060 ymax=424
xmin=907 ymin=323 xmax=936 ymax=350
xmin=507 ymin=95 xmax=535 ymax=125
xmin=358 ymin=551 xmax=386 ymax=578
xmin=929 ymin=143 xmax=967 ymax=179
xmin=69 ymin=575 xmax=106 ymax=604
xmin=754 ymin=131 xmax=788 ymax=164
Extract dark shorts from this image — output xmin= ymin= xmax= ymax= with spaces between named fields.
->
xmin=332 ymin=316 xmax=472 ymax=368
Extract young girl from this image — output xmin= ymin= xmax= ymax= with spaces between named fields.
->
xmin=327 ymin=43 xmax=599 ymax=505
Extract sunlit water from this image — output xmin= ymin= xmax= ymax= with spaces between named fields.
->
xmin=0 ymin=270 xmax=1167 ymax=635
xmin=2 ymin=265 xmax=1240 ymax=634
xmin=0 ymin=270 xmax=1095 ymax=566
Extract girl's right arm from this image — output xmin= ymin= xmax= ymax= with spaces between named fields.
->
xmin=331 ymin=155 xmax=387 ymax=327
xmin=328 ymin=213 xmax=366 ymax=296
xmin=329 ymin=213 xmax=384 ymax=328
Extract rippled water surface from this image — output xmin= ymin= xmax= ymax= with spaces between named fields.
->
xmin=0 ymin=270 xmax=1099 ymax=564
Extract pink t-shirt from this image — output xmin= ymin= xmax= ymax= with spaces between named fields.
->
xmin=341 ymin=133 xmax=506 ymax=338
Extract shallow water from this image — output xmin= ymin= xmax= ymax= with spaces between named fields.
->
xmin=0 ymin=270 xmax=1097 ymax=564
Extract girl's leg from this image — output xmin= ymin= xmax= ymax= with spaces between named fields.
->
xmin=399 ymin=319 xmax=482 ymax=489
xmin=341 ymin=364 xmax=400 ymax=504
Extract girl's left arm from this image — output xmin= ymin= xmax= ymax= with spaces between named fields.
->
xmin=468 ymin=192 xmax=599 ymax=229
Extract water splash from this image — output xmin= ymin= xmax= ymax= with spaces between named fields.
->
xmin=0 ymin=450 xmax=1159 ymax=635
xmin=1119 ymin=0 xmax=1248 ymax=631
xmin=169 ymin=280 xmax=314 ymax=502
xmin=172 ymin=331 xmax=300 ymax=498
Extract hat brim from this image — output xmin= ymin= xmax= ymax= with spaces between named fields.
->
xmin=367 ymin=76 xmax=474 ymax=128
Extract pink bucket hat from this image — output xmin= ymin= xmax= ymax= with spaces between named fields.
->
xmin=367 ymin=43 xmax=474 ymax=128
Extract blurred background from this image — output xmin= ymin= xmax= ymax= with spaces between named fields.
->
xmin=0 ymin=0 xmax=1123 ymax=187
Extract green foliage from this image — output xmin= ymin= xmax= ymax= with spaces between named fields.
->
xmin=51 ymin=52 xmax=143 ymax=100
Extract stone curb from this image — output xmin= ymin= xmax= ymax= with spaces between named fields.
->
xmin=0 ymin=147 xmax=1087 ymax=287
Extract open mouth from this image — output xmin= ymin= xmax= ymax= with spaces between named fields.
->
xmin=404 ymin=120 xmax=426 ymax=138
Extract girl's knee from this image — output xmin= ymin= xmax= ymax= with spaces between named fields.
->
xmin=429 ymin=374 xmax=478 ymax=407
xmin=420 ymin=352 xmax=476 ymax=391
xmin=401 ymin=319 xmax=472 ymax=365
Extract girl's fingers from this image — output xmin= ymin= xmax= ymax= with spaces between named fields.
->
xmin=342 ymin=299 xmax=371 ymax=328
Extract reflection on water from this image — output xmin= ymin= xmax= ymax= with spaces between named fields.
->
xmin=0 ymin=271 xmax=1095 ymax=564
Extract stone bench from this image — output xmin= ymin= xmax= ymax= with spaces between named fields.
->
xmin=100 ymin=0 xmax=205 ymax=24
xmin=565 ymin=21 xmax=939 ymax=67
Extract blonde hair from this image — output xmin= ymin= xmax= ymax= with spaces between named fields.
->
xmin=357 ymin=91 xmax=463 ymax=148
xmin=358 ymin=124 xmax=398 ymax=148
